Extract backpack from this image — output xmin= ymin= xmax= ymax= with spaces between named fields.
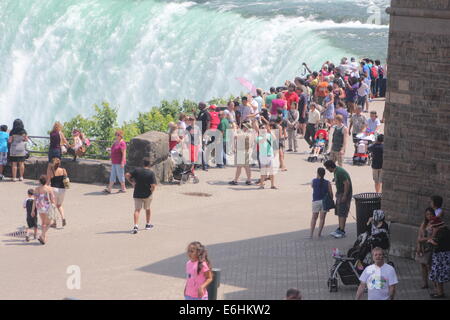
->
xmin=370 ymin=66 xmax=378 ymax=79
xmin=378 ymin=66 xmax=384 ymax=78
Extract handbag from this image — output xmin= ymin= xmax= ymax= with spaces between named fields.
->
xmin=62 ymin=169 xmax=70 ymax=189
xmin=46 ymin=192 xmax=58 ymax=221
xmin=322 ymin=191 xmax=336 ymax=211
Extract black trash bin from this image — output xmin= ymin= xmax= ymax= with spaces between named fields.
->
xmin=353 ymin=193 xmax=382 ymax=236
xmin=206 ymin=268 xmax=221 ymax=300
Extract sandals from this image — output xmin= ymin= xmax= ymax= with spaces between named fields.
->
xmin=103 ymin=189 xmax=111 ymax=194
xmin=228 ymin=181 xmax=238 ymax=185
xmin=50 ymin=223 xmax=57 ymax=228
xmin=38 ymin=237 xmax=45 ymax=245
xmin=245 ymin=181 xmax=252 ymax=185
xmin=25 ymin=235 xmax=30 ymax=242
xmin=118 ymin=189 xmax=126 ymax=193
xmin=271 ymin=186 xmax=278 ymax=190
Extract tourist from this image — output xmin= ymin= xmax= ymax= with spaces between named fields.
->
xmin=125 ymin=158 xmax=157 ymax=234
xmin=184 ymin=241 xmax=213 ymax=300
xmin=265 ymin=87 xmax=277 ymax=110
xmin=305 ymin=103 xmax=320 ymax=148
xmin=315 ymin=76 xmax=329 ymax=106
xmin=269 ymin=93 xmax=285 ymax=120
xmin=285 ymin=288 xmax=302 ymax=300
xmin=217 ymin=111 xmax=230 ymax=168
xmin=238 ymin=96 xmax=256 ymax=125
xmin=229 ymin=122 xmax=253 ymax=185
xmin=349 ymin=57 xmax=360 ymax=78
xmin=322 ymin=85 xmax=335 ymax=126
xmin=23 ymin=189 xmax=38 ymax=242
xmin=324 ymin=160 xmax=352 ymax=238
xmin=310 ymin=167 xmax=333 ymax=239
xmin=257 ymin=123 xmax=276 ymax=190
xmin=168 ymin=122 xmax=181 ymax=152
xmin=427 ymin=217 xmax=450 ymax=298
xmin=224 ymin=101 xmax=237 ymax=128
xmin=67 ymin=129 xmax=88 ymax=161
xmin=104 ymin=130 xmax=127 ymax=194
xmin=357 ymin=76 xmax=370 ymax=113
xmin=330 ymin=115 xmax=348 ymax=168
xmin=335 ymin=101 xmax=349 ymax=127
xmin=284 ymin=83 xmax=299 ymax=111
xmin=46 ymin=157 xmax=68 ymax=228
xmin=366 ymin=111 xmax=381 ymax=133
xmin=178 ymin=113 xmax=187 ymax=131
xmin=185 ymin=116 xmax=200 ymax=182
xmin=8 ymin=119 xmax=28 ymax=182
xmin=254 ymin=88 xmax=264 ymax=113
xmin=197 ymin=102 xmax=211 ymax=171
xmin=48 ymin=122 xmax=68 ymax=163
xmin=296 ymin=87 xmax=308 ymax=137
xmin=275 ymin=116 xmax=288 ymax=171
xmin=374 ymin=60 xmax=384 ymax=98
xmin=356 ymin=247 xmax=398 ymax=300
xmin=415 ymin=208 xmax=436 ymax=289
xmin=0 ymin=125 xmax=8 ymax=181
xmin=430 ymin=195 xmax=444 ymax=218
xmin=348 ymin=105 xmax=367 ymax=142
xmin=286 ymin=102 xmax=299 ymax=152
xmin=332 ymin=81 xmax=345 ymax=109
xmin=31 ymin=175 xmax=56 ymax=245
xmin=368 ymin=134 xmax=384 ymax=193
xmin=344 ymin=77 xmax=358 ymax=115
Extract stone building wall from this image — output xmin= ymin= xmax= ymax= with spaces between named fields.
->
xmin=383 ymin=0 xmax=450 ymax=257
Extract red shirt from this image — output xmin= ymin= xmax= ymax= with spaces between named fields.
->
xmin=284 ymin=91 xmax=299 ymax=110
xmin=111 ymin=140 xmax=126 ymax=165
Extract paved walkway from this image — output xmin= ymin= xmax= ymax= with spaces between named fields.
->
xmin=0 ymin=99 xmax=447 ymax=300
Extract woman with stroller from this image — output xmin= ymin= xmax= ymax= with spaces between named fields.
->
xmin=427 ymin=217 xmax=450 ymax=298
xmin=309 ymin=167 xmax=333 ymax=239
xmin=415 ymin=208 xmax=436 ymax=289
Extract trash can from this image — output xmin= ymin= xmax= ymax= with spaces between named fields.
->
xmin=207 ymin=268 xmax=221 ymax=300
xmin=353 ymin=193 xmax=382 ymax=236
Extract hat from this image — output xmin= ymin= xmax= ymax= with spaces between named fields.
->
xmin=430 ymin=217 xmax=445 ymax=228
xmin=209 ymin=105 xmax=217 ymax=109
xmin=373 ymin=210 xmax=385 ymax=222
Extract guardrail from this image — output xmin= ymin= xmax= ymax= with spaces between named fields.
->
xmin=26 ymin=136 xmax=129 ymax=161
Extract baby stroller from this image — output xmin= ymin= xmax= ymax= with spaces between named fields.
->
xmin=352 ymin=131 xmax=375 ymax=166
xmin=169 ymin=150 xmax=199 ymax=184
xmin=327 ymin=210 xmax=393 ymax=292
xmin=308 ymin=129 xmax=329 ymax=163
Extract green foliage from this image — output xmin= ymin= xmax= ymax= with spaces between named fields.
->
xmin=62 ymin=115 xmax=96 ymax=139
xmin=92 ymin=101 xmax=118 ymax=141
xmin=120 ymin=121 xmax=141 ymax=142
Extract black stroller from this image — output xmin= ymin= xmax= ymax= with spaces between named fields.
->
xmin=327 ymin=210 xmax=394 ymax=292
xmin=170 ymin=151 xmax=199 ymax=184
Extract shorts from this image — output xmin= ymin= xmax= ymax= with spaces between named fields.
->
xmin=8 ymin=156 xmax=26 ymax=162
xmin=48 ymin=148 xmax=62 ymax=162
xmin=110 ymin=164 xmax=125 ymax=183
xmin=0 ymin=152 xmax=7 ymax=166
xmin=27 ymin=215 xmax=38 ymax=229
xmin=298 ymin=114 xmax=307 ymax=124
xmin=372 ymin=169 xmax=382 ymax=183
xmin=330 ymin=150 xmax=343 ymax=164
xmin=53 ymin=188 xmax=66 ymax=206
xmin=335 ymin=193 xmax=352 ymax=218
xmin=260 ymin=156 xmax=274 ymax=175
xmin=357 ymin=95 xmax=368 ymax=106
xmin=312 ymin=200 xmax=326 ymax=213
xmin=134 ymin=196 xmax=153 ymax=210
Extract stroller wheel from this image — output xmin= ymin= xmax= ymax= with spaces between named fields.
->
xmin=327 ymin=278 xmax=338 ymax=292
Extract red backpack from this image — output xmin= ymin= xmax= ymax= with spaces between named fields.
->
xmin=371 ymin=66 xmax=379 ymax=79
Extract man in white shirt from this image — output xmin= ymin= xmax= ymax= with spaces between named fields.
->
xmin=305 ymin=103 xmax=321 ymax=148
xmin=356 ymin=247 xmax=398 ymax=300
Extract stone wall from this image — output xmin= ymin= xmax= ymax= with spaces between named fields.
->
xmin=383 ymin=1 xmax=450 ymax=257
xmin=2 ymin=131 xmax=173 ymax=184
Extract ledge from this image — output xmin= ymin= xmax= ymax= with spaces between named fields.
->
xmin=386 ymin=7 xmax=450 ymax=20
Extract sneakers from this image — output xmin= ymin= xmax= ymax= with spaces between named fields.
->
xmin=330 ymin=228 xmax=340 ymax=237
xmin=62 ymin=219 xmax=66 ymax=227
xmin=0 ymin=174 xmax=3 ymax=181
xmin=145 ymin=224 xmax=154 ymax=230
xmin=332 ymin=229 xmax=346 ymax=238
xmin=131 ymin=226 xmax=138 ymax=234
xmin=19 ymin=177 xmax=24 ymax=181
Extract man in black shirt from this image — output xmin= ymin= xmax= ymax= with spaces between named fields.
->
xmin=196 ymin=102 xmax=211 ymax=171
xmin=368 ymin=134 xmax=384 ymax=193
xmin=126 ymin=159 xmax=157 ymax=234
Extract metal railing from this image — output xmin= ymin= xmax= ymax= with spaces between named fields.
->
xmin=27 ymin=136 xmax=128 ymax=160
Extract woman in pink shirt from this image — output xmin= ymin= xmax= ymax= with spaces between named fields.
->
xmin=104 ymin=130 xmax=127 ymax=194
xmin=184 ymin=241 xmax=213 ymax=300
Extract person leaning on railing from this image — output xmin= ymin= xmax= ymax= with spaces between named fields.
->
xmin=48 ymin=122 xmax=68 ymax=163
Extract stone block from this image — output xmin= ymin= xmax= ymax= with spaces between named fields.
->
xmin=127 ymin=131 xmax=169 ymax=167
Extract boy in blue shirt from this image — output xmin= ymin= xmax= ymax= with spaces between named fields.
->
xmin=0 ymin=125 xmax=9 ymax=180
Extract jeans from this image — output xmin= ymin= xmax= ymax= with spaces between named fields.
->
xmin=110 ymin=164 xmax=125 ymax=183
xmin=48 ymin=148 xmax=61 ymax=163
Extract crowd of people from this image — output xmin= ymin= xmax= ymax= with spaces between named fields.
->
xmin=1 ymin=56 xmax=449 ymax=300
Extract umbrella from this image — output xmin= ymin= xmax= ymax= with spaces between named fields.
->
xmin=236 ymin=77 xmax=257 ymax=96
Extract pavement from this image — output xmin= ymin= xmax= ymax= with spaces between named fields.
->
xmin=0 ymin=99 xmax=447 ymax=300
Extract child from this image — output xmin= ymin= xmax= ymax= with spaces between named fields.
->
xmin=23 ymin=189 xmax=38 ymax=242
xmin=184 ymin=241 xmax=213 ymax=300
xmin=430 ymin=195 xmax=444 ymax=218
xmin=0 ymin=125 xmax=9 ymax=180
xmin=309 ymin=132 xmax=326 ymax=162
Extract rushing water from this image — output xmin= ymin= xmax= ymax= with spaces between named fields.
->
xmin=0 ymin=0 xmax=390 ymax=134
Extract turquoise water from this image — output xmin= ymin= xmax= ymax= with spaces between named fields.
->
xmin=0 ymin=0 xmax=390 ymax=134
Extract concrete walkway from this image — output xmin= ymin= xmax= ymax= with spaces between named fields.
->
xmin=0 ymin=99 xmax=446 ymax=300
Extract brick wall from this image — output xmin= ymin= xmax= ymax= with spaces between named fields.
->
xmin=383 ymin=2 xmax=450 ymax=228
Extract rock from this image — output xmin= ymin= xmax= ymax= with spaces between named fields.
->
xmin=127 ymin=131 xmax=169 ymax=167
